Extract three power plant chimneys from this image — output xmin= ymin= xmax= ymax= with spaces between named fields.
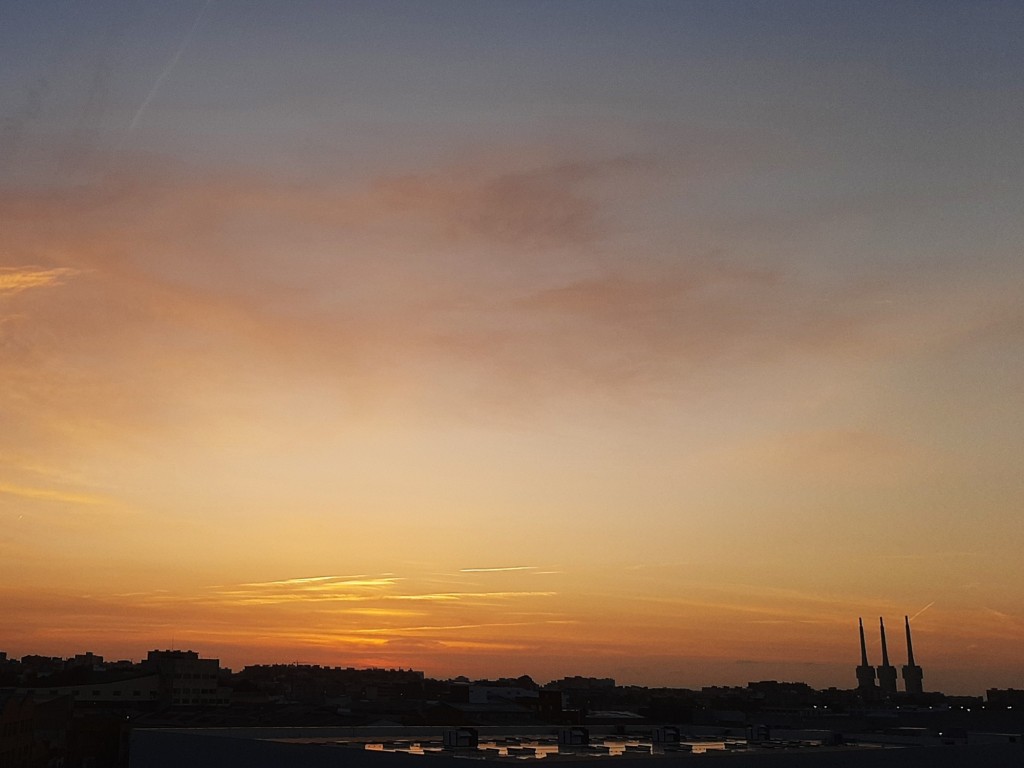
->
xmin=856 ymin=616 xmax=924 ymax=695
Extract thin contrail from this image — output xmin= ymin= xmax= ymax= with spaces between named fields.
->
xmin=909 ymin=601 xmax=935 ymax=622
xmin=125 ymin=0 xmax=212 ymax=136
xmin=460 ymin=566 xmax=536 ymax=573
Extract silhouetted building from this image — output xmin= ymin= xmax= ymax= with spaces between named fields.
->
xmin=546 ymin=676 xmax=615 ymax=690
xmin=143 ymin=650 xmax=228 ymax=707
xmin=902 ymin=615 xmax=924 ymax=694
xmin=855 ymin=617 xmax=876 ymax=694
xmin=17 ymin=672 xmax=161 ymax=704
xmin=442 ymin=727 xmax=478 ymax=749
xmin=987 ymin=688 xmax=1024 ymax=708
xmin=876 ymin=617 xmax=898 ymax=696
xmin=66 ymin=651 xmax=104 ymax=670
xmin=0 ymin=690 xmax=35 ymax=768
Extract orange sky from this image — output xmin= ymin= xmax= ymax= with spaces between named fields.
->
xmin=2 ymin=1 xmax=1023 ymax=694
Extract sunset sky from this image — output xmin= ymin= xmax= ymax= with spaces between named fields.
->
xmin=1 ymin=1 xmax=1023 ymax=694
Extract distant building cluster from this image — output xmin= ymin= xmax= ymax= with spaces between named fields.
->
xmin=1 ymin=649 xmax=229 ymax=710
xmin=2 ymin=638 xmax=1023 ymax=767
xmin=856 ymin=616 xmax=924 ymax=697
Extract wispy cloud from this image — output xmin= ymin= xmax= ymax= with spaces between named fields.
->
xmin=436 ymin=640 xmax=532 ymax=651
xmin=370 ymin=156 xmax=644 ymax=248
xmin=981 ymin=608 xmax=1024 ymax=632
xmin=0 ymin=267 xmax=78 ymax=296
xmin=194 ymin=574 xmax=557 ymax=610
xmin=3 ymin=153 xmax=1003 ymax=448
xmin=238 ymin=575 xmax=397 ymax=589
xmin=238 ymin=575 xmax=344 ymax=587
xmin=388 ymin=591 xmax=557 ymax=602
xmin=460 ymin=566 xmax=537 ymax=573
xmin=207 ymin=575 xmax=403 ymax=605
xmin=353 ymin=620 xmax=556 ymax=635
xmin=0 ymin=481 xmax=106 ymax=506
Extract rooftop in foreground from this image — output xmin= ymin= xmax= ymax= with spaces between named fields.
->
xmin=130 ymin=725 xmax=1024 ymax=768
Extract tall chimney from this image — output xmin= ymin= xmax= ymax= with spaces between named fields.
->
xmin=859 ymin=618 xmax=869 ymax=666
xmin=856 ymin=618 xmax=877 ymax=694
xmin=902 ymin=615 xmax=924 ymax=694
xmin=876 ymin=617 xmax=898 ymax=695
xmin=904 ymin=615 xmax=916 ymax=666
xmin=880 ymin=616 xmax=890 ymax=666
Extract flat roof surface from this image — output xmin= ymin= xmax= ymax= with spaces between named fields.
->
xmin=265 ymin=733 xmax=882 ymax=760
